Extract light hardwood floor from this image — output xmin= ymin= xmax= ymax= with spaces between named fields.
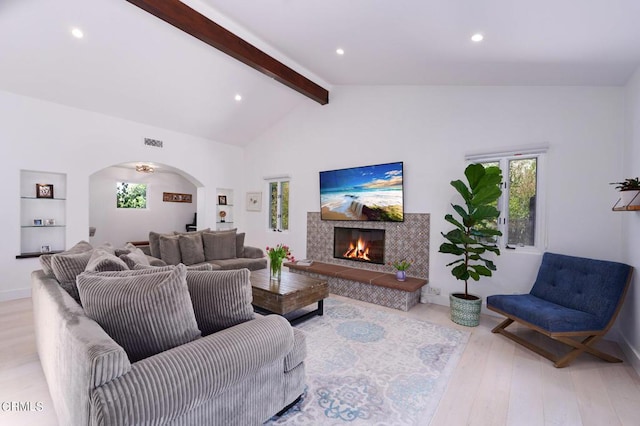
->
xmin=1 ymin=295 xmax=639 ymax=426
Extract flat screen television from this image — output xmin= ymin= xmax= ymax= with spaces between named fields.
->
xmin=320 ymin=161 xmax=404 ymax=222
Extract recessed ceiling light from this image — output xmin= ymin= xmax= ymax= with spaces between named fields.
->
xmin=71 ymin=28 xmax=84 ymax=39
xmin=234 ymin=94 xmax=242 ymax=101
xmin=336 ymin=48 xmax=345 ymax=56
xmin=471 ymin=33 xmax=484 ymax=43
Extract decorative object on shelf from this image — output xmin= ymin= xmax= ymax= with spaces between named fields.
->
xmin=246 ymin=191 xmax=262 ymax=211
xmin=33 ymin=218 xmax=43 ymax=226
xmin=40 ymin=245 xmax=51 ymax=253
xmin=36 ymin=183 xmax=54 ymax=199
xmin=388 ymin=259 xmax=412 ymax=282
xmin=266 ymin=243 xmax=295 ymax=282
xmin=219 ymin=210 xmax=227 ymax=223
xmin=44 ymin=219 xmax=56 ymax=226
xmin=218 ymin=195 xmax=227 ymax=205
xmin=135 ymin=164 xmax=154 ymax=173
xmin=610 ymin=177 xmax=640 ymax=209
xmin=439 ymin=163 xmax=503 ymax=327
xmin=162 ymin=192 xmax=192 ymax=203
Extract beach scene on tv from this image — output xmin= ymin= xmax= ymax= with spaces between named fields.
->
xmin=320 ymin=162 xmax=404 ymax=222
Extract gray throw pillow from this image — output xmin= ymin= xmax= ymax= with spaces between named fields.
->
xmin=39 ymin=254 xmax=54 ymax=276
xmin=148 ymin=231 xmax=173 ymax=259
xmin=178 ymin=233 xmax=205 ymax=266
xmin=119 ymin=247 xmax=151 ymax=269
xmin=202 ymin=232 xmax=237 ymax=260
xmin=186 ymin=269 xmax=255 ymax=335
xmin=51 ymin=249 xmax=94 ymax=303
xmin=159 ymin=235 xmax=182 ymax=265
xmin=77 ymin=264 xmax=201 ymax=363
xmin=134 ymin=263 xmax=214 ymax=271
xmin=236 ymin=232 xmax=246 ymax=258
xmin=85 ymin=249 xmax=129 ymax=272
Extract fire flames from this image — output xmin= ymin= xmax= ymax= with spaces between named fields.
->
xmin=343 ymin=236 xmax=371 ymax=261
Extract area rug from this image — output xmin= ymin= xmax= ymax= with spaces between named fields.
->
xmin=266 ymin=298 xmax=470 ymax=425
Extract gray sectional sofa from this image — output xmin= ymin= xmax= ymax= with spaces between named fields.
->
xmin=147 ymin=228 xmax=267 ymax=271
xmin=32 ymin=241 xmax=306 ymax=425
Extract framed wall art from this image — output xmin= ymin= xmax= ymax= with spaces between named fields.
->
xmin=218 ymin=195 xmax=227 ymax=205
xmin=36 ymin=183 xmax=54 ymax=199
xmin=162 ymin=192 xmax=192 ymax=203
xmin=246 ymin=192 xmax=262 ymax=211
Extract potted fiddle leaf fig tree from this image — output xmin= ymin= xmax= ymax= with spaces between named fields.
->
xmin=439 ymin=163 xmax=503 ymax=327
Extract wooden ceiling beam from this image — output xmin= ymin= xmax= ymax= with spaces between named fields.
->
xmin=125 ymin=0 xmax=329 ymax=105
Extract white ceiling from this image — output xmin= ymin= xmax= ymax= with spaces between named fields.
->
xmin=2 ymin=0 xmax=640 ymax=146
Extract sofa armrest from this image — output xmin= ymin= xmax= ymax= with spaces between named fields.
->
xmin=90 ymin=315 xmax=294 ymax=425
xmin=243 ymin=245 xmax=264 ymax=258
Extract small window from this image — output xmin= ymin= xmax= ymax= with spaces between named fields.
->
xmin=471 ymin=149 xmax=546 ymax=250
xmin=268 ymin=179 xmax=289 ymax=231
xmin=116 ymin=182 xmax=147 ymax=209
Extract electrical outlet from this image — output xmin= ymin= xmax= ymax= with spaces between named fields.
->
xmin=427 ymin=286 xmax=441 ymax=296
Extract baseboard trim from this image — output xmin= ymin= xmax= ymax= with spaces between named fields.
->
xmin=0 ymin=288 xmax=31 ymax=302
xmin=618 ymin=333 xmax=640 ymax=377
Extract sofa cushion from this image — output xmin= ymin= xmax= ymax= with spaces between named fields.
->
xmin=236 ymin=232 xmax=246 ymax=258
xmin=178 ymin=233 xmax=205 ymax=266
xmin=77 ymin=264 xmax=201 ymax=363
xmin=159 ymin=235 xmax=182 ymax=265
xmin=203 ymin=231 xmax=236 ymax=261
xmin=119 ymin=247 xmax=151 ymax=269
xmin=186 ymin=269 xmax=255 ymax=335
xmin=51 ymin=249 xmax=94 ymax=303
xmin=85 ymin=249 xmax=129 ymax=273
xmin=134 ymin=263 xmax=216 ymax=271
xmin=41 ymin=240 xmax=93 ymax=277
xmin=209 ymin=257 xmax=267 ymax=271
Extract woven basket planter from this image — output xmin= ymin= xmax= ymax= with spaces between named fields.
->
xmin=449 ymin=293 xmax=482 ymax=327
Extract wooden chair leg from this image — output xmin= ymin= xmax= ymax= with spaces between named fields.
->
xmin=491 ymin=318 xmax=514 ymax=333
xmin=554 ymin=335 xmax=622 ymax=368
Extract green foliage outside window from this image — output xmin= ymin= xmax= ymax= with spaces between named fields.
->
xmin=117 ymin=182 xmax=147 ymax=209
xmin=269 ymin=180 xmax=289 ymax=231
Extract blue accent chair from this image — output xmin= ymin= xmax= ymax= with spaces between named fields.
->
xmin=487 ymin=252 xmax=633 ymax=368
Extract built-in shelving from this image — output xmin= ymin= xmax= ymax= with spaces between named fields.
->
xmin=216 ymin=188 xmax=235 ymax=230
xmin=18 ymin=170 xmax=67 ymax=258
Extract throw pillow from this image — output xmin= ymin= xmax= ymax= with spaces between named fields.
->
xmin=202 ymin=232 xmax=237 ymax=261
xmin=236 ymin=232 xmax=246 ymax=258
xmin=186 ymin=269 xmax=255 ymax=335
xmin=119 ymin=247 xmax=151 ymax=269
xmin=134 ymin=263 xmax=214 ymax=271
xmin=77 ymin=264 xmax=201 ymax=363
xmin=178 ymin=233 xmax=205 ymax=266
xmin=159 ymin=235 xmax=182 ymax=265
xmin=85 ymin=249 xmax=129 ymax=273
xmin=148 ymin=231 xmax=173 ymax=259
xmin=51 ymin=250 xmax=94 ymax=303
xmin=39 ymin=254 xmax=54 ymax=276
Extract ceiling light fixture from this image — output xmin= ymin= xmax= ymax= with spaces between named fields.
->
xmin=336 ymin=48 xmax=345 ymax=55
xmin=135 ymin=164 xmax=154 ymax=174
xmin=71 ymin=28 xmax=84 ymax=39
xmin=471 ymin=33 xmax=484 ymax=43
xmin=234 ymin=94 xmax=242 ymax=101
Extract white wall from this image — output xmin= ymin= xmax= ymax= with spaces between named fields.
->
xmin=619 ymin=69 xmax=640 ymax=371
xmin=243 ymin=85 xmax=625 ymax=311
xmin=89 ymin=167 xmax=198 ymax=247
xmin=0 ymin=90 xmax=243 ymax=300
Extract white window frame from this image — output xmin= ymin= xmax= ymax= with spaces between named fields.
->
xmin=266 ymin=176 xmax=290 ymax=232
xmin=466 ymin=147 xmax=547 ymax=252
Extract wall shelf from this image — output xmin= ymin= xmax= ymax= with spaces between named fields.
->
xmin=612 ymin=205 xmax=640 ymax=211
xmin=19 ymin=170 xmax=67 ymax=257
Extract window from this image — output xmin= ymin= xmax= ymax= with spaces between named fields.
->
xmin=268 ymin=179 xmax=289 ymax=231
xmin=116 ymin=182 xmax=147 ymax=209
xmin=468 ymin=148 xmax=546 ymax=250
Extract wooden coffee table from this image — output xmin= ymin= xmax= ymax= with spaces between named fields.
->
xmin=250 ymin=268 xmax=329 ymax=325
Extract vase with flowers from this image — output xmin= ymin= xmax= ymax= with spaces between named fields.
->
xmin=389 ymin=259 xmax=412 ymax=282
xmin=266 ymin=244 xmax=295 ymax=282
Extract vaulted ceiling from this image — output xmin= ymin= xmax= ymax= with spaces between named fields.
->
xmin=2 ymin=0 xmax=640 ymax=146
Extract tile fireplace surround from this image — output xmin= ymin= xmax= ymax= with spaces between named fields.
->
xmin=298 ymin=212 xmax=430 ymax=309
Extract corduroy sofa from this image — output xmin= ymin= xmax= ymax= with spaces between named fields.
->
xmin=32 ymin=245 xmax=306 ymax=425
xmin=147 ymin=229 xmax=267 ymax=271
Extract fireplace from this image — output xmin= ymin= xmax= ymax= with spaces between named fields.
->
xmin=333 ymin=227 xmax=385 ymax=265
